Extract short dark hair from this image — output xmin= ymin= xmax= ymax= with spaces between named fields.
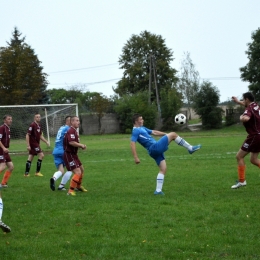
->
xmin=64 ymin=116 xmax=71 ymax=123
xmin=243 ymin=92 xmax=255 ymax=102
xmin=132 ymin=113 xmax=142 ymax=124
xmin=3 ymin=114 xmax=11 ymax=120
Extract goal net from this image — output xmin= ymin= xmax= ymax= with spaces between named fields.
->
xmin=0 ymin=104 xmax=78 ymax=153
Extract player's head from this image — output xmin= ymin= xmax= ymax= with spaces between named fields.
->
xmin=132 ymin=113 xmax=143 ymax=126
xmin=34 ymin=113 xmax=41 ymax=123
xmin=3 ymin=115 xmax=12 ymax=126
xmin=65 ymin=116 xmax=71 ymax=126
xmin=243 ymin=92 xmax=255 ymax=107
xmin=70 ymin=116 xmax=80 ymax=128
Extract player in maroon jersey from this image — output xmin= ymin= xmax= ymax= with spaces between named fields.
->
xmin=63 ymin=116 xmax=87 ymax=196
xmin=0 ymin=115 xmax=14 ymax=187
xmin=24 ymin=113 xmax=50 ymax=177
xmin=231 ymin=92 xmax=260 ymax=189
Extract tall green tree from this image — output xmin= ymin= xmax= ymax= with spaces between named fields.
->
xmin=240 ymin=28 xmax=260 ymax=101
xmin=0 ymin=27 xmax=48 ymax=105
xmin=114 ymin=31 xmax=178 ymax=99
xmin=193 ymin=81 xmax=223 ymax=129
xmin=177 ymin=52 xmax=200 ymax=120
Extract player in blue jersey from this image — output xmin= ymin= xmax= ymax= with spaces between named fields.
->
xmin=131 ymin=113 xmax=201 ymax=195
xmin=50 ymin=116 xmax=73 ymax=191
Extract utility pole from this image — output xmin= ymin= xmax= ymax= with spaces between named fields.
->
xmin=148 ymin=54 xmax=152 ymax=105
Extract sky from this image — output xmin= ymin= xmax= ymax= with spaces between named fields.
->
xmin=1 ymin=0 xmax=259 ymax=102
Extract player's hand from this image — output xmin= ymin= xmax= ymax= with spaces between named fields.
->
xmin=135 ymin=157 xmax=140 ymax=164
xmin=27 ymin=146 xmax=31 ymax=151
xmin=46 ymin=141 xmax=50 ymax=147
xmin=82 ymin=144 xmax=87 ymax=150
xmin=231 ymin=96 xmax=238 ymax=103
xmin=3 ymin=148 xmax=9 ymax=153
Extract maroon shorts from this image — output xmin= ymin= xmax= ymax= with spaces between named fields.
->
xmin=241 ymin=134 xmax=260 ymax=153
xmin=29 ymin=145 xmax=42 ymax=156
xmin=63 ymin=152 xmax=82 ymax=171
xmin=0 ymin=152 xmax=11 ymax=163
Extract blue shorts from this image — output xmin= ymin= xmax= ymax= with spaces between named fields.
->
xmin=148 ymin=135 xmax=169 ymax=166
xmin=53 ymin=154 xmax=65 ymax=168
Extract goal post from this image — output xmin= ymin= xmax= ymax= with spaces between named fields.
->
xmin=0 ymin=104 xmax=78 ymax=153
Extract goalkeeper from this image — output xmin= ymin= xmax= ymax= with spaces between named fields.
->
xmin=50 ymin=116 xmax=72 ymax=191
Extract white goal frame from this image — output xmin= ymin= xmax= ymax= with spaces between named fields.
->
xmin=0 ymin=103 xmax=78 ymax=146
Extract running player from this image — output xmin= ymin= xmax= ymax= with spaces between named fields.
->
xmin=0 ymin=115 xmax=14 ymax=187
xmin=24 ymin=113 xmax=50 ymax=177
xmin=63 ymin=116 xmax=87 ymax=196
xmin=50 ymin=116 xmax=72 ymax=191
xmin=231 ymin=92 xmax=260 ymax=188
xmin=131 ymin=113 xmax=201 ymax=195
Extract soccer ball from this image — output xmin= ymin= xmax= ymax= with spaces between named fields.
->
xmin=174 ymin=113 xmax=186 ymax=125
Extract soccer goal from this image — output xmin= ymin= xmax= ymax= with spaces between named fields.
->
xmin=0 ymin=104 xmax=78 ymax=151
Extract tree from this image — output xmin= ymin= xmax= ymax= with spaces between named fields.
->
xmin=114 ymin=91 xmax=157 ymax=133
xmin=193 ymin=81 xmax=223 ymax=129
xmin=177 ymin=52 xmax=200 ymax=119
xmin=240 ymin=28 xmax=260 ymax=101
xmin=114 ymin=31 xmax=178 ymax=100
xmin=0 ymin=27 xmax=48 ymax=105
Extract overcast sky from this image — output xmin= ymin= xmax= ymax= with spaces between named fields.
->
xmin=1 ymin=0 xmax=259 ymax=102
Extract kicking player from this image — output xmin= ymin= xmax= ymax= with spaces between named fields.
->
xmin=0 ymin=115 xmax=14 ymax=187
xmin=24 ymin=113 xmax=50 ymax=177
xmin=50 ymin=116 xmax=72 ymax=191
xmin=131 ymin=113 xmax=201 ymax=195
xmin=63 ymin=116 xmax=87 ymax=196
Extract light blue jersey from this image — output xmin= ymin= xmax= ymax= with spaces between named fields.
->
xmin=52 ymin=125 xmax=70 ymax=156
xmin=131 ymin=126 xmax=156 ymax=151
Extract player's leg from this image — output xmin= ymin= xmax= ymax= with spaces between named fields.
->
xmin=154 ymin=159 xmax=166 ymax=195
xmin=1 ymin=160 xmax=14 ymax=187
xmin=58 ymin=169 xmax=72 ymax=191
xmin=0 ymin=162 xmax=7 ymax=186
xmin=76 ymin=165 xmax=87 ymax=192
xmin=250 ymin=152 xmax=260 ymax=167
xmin=67 ymin=167 xmax=81 ymax=196
xmin=50 ymin=156 xmax=64 ymax=191
xmin=167 ymin=132 xmax=201 ymax=154
xmin=35 ymin=151 xmax=44 ymax=176
xmin=24 ymin=154 xmax=34 ymax=176
xmin=0 ymin=189 xmax=11 ymax=233
xmin=231 ymin=149 xmax=249 ymax=189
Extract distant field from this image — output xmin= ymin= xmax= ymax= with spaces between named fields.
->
xmin=2 ymin=124 xmax=260 ymax=259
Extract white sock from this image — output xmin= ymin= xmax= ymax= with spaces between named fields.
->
xmin=0 ymin=198 xmax=3 ymax=220
xmin=53 ymin=171 xmax=62 ymax=181
xmin=60 ymin=171 xmax=72 ymax=187
xmin=156 ymin=173 xmax=165 ymax=192
xmin=174 ymin=136 xmax=192 ymax=150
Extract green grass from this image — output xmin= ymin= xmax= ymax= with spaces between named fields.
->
xmin=1 ymin=124 xmax=260 ymax=259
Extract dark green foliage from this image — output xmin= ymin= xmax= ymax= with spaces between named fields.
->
xmin=114 ymin=31 xmax=178 ymax=98
xmin=193 ymin=81 xmax=224 ymax=129
xmin=0 ymin=27 xmax=48 ymax=105
xmin=240 ymin=27 xmax=260 ymax=101
xmin=160 ymin=87 xmax=183 ymax=131
xmin=114 ymin=91 xmax=157 ymax=133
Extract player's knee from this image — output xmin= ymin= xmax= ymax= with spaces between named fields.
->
xmin=169 ymin=132 xmax=178 ymax=139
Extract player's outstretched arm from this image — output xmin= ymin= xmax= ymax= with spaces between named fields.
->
xmin=232 ymin=96 xmax=245 ymax=106
xmin=130 ymin=141 xmax=140 ymax=164
xmin=151 ymin=130 xmax=167 ymax=136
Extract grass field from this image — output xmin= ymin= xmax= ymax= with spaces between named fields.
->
xmin=1 ymin=124 xmax=260 ymax=260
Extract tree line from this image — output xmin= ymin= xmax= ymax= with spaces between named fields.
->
xmin=0 ymin=27 xmax=259 ymax=131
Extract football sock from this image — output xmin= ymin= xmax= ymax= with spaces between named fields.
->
xmin=174 ymin=136 xmax=192 ymax=150
xmin=238 ymin=165 xmax=245 ymax=182
xmin=36 ymin=159 xmax=42 ymax=173
xmin=60 ymin=171 xmax=72 ymax=186
xmin=69 ymin=174 xmax=80 ymax=191
xmin=156 ymin=173 xmax=165 ymax=192
xmin=0 ymin=198 xmax=3 ymax=220
xmin=25 ymin=160 xmax=31 ymax=174
xmin=53 ymin=171 xmax=62 ymax=181
xmin=77 ymin=173 xmax=84 ymax=188
xmin=1 ymin=171 xmax=11 ymax=185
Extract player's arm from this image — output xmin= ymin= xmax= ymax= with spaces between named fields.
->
xmin=69 ymin=141 xmax=86 ymax=150
xmin=130 ymin=141 xmax=140 ymax=164
xmin=40 ymin=135 xmax=50 ymax=147
xmin=232 ymin=96 xmax=245 ymax=106
xmin=0 ymin=141 xmax=8 ymax=153
xmin=26 ymin=133 xmax=31 ymax=151
xmin=240 ymin=114 xmax=250 ymax=123
xmin=151 ymin=130 xmax=167 ymax=136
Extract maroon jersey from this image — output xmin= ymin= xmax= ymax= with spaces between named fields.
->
xmin=63 ymin=127 xmax=79 ymax=154
xmin=242 ymin=102 xmax=260 ymax=135
xmin=0 ymin=124 xmax=11 ymax=148
xmin=27 ymin=122 xmax=42 ymax=146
